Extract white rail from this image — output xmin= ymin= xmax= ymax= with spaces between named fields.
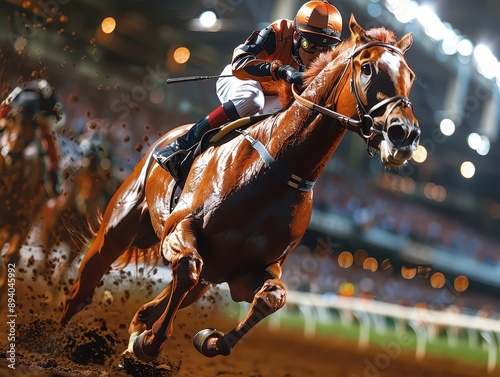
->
xmin=225 ymin=288 xmax=500 ymax=373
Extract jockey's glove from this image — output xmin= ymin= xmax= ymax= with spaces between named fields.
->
xmin=274 ymin=65 xmax=304 ymax=85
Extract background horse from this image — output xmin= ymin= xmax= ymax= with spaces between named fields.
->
xmin=34 ymin=124 xmax=114 ymax=279
xmin=60 ymin=15 xmax=420 ymax=361
xmin=0 ymin=83 xmax=113 ymax=292
xmin=0 ymin=102 xmax=47 ymax=289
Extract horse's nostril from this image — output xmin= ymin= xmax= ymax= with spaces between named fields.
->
xmin=387 ymin=123 xmax=420 ymax=148
xmin=387 ymin=125 xmax=407 ymax=147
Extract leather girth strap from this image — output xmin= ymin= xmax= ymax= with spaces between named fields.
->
xmin=238 ymin=129 xmax=315 ymax=192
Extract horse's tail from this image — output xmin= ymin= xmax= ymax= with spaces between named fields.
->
xmin=113 ymin=244 xmax=162 ymax=270
xmin=58 ymin=199 xmax=104 ymax=252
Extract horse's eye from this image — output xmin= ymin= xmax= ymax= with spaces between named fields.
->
xmin=361 ymin=63 xmax=372 ymax=76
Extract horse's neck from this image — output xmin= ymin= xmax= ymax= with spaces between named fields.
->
xmin=255 ymin=49 xmax=355 ymax=181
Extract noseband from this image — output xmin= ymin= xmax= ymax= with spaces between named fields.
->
xmin=292 ymin=41 xmax=413 ymax=156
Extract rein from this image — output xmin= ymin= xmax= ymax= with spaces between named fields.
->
xmin=292 ymin=41 xmax=412 ymax=156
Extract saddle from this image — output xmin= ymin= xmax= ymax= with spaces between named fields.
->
xmin=168 ymin=114 xmax=271 ymax=211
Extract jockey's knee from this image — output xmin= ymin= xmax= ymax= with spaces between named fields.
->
xmin=231 ymin=87 xmax=265 ymax=117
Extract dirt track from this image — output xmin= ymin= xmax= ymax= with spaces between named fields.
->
xmin=0 ymin=263 xmax=491 ymax=377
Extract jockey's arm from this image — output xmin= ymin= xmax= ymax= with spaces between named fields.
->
xmin=231 ymin=25 xmax=285 ymax=82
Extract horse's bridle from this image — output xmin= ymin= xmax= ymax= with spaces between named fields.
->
xmin=292 ymin=41 xmax=413 ymax=156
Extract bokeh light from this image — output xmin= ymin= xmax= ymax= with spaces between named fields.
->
xmin=454 ymin=275 xmax=469 ymax=292
xmin=101 ymin=17 xmax=116 ymax=34
xmin=430 ymin=272 xmax=446 ymax=288
xmin=363 ymin=257 xmax=378 ymax=272
xmin=199 ymin=11 xmax=217 ymax=28
xmin=457 ymin=38 xmax=474 ymax=56
xmin=381 ymin=259 xmax=393 ymax=272
xmin=339 ymin=282 xmax=356 ymax=297
xmin=401 ymin=266 xmax=417 ymax=279
xmin=460 ymin=161 xmax=475 ymax=178
xmin=353 ymin=249 xmax=368 ymax=266
xmin=440 ymin=118 xmax=455 ymax=136
xmin=423 ymin=182 xmax=447 ymax=202
xmin=338 ymin=251 xmax=353 ymax=268
xmin=173 ymin=47 xmax=190 ymax=64
xmin=412 ymin=144 xmax=428 ymax=163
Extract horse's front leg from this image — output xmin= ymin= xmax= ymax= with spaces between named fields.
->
xmin=126 ymin=280 xmax=210 ymax=353
xmin=194 ymin=262 xmax=286 ymax=357
xmin=133 ymin=218 xmax=203 ymax=362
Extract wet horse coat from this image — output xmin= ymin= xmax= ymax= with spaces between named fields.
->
xmin=60 ymin=16 xmax=420 ymax=360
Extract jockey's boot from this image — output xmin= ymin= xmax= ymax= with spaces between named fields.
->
xmin=154 ymin=100 xmax=239 ymax=180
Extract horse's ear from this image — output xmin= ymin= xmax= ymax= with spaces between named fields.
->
xmin=395 ymin=33 xmax=413 ymax=54
xmin=349 ymin=14 xmax=366 ymax=42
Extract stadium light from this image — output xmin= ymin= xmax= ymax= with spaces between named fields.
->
xmin=474 ymin=44 xmax=498 ymax=80
xmin=457 ymin=38 xmax=474 ymax=57
xmin=383 ymin=1 xmax=499 ymax=87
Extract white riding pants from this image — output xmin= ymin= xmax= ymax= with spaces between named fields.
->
xmin=216 ymin=64 xmax=283 ymax=117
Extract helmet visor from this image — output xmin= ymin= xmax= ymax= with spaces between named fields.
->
xmin=298 ymin=30 xmax=339 ymax=54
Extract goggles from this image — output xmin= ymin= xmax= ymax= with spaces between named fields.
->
xmin=298 ymin=31 xmax=338 ymax=54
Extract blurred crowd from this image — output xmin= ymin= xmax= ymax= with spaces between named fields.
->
xmin=314 ymin=169 xmax=500 ymax=265
xmin=282 ymin=241 xmax=500 ymax=317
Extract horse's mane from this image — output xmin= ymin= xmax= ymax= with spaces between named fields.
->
xmin=278 ymin=26 xmax=397 ymax=106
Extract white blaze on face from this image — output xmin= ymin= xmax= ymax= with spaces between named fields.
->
xmin=381 ymin=51 xmax=401 ymax=76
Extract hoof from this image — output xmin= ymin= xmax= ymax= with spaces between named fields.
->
xmin=125 ymin=331 xmax=140 ymax=354
xmin=132 ymin=331 xmax=159 ymax=362
xmin=193 ymin=328 xmax=226 ymax=357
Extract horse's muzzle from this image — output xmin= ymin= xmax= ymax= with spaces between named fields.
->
xmin=377 ymin=119 xmax=420 ymax=166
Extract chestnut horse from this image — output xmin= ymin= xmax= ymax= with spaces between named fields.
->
xmin=60 ymin=16 xmax=420 ymax=361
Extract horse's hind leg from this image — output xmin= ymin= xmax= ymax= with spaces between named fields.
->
xmin=194 ymin=262 xmax=286 ymax=357
xmin=126 ymin=280 xmax=210 ymax=353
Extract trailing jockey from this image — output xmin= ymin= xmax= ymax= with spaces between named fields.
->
xmin=0 ymin=79 xmax=65 ymax=196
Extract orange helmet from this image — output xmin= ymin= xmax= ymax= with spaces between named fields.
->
xmin=294 ymin=1 xmax=342 ymax=47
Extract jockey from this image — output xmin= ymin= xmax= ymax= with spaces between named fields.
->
xmin=0 ymin=79 xmax=65 ymax=196
xmin=154 ymin=0 xmax=343 ymax=179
